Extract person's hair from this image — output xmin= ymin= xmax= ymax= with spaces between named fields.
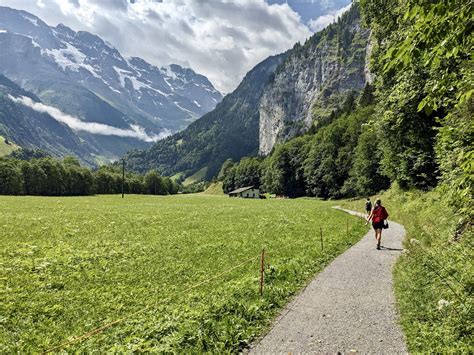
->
xmin=367 ymin=197 xmax=370 ymax=200
xmin=375 ymin=199 xmax=382 ymax=206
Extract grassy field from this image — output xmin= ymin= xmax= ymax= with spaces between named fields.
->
xmin=1 ymin=194 xmax=366 ymax=352
xmin=183 ymin=167 xmax=207 ymax=186
xmin=201 ymin=182 xmax=225 ymax=196
xmin=340 ymin=186 xmax=473 ymax=352
xmin=0 ymin=136 xmax=19 ymax=157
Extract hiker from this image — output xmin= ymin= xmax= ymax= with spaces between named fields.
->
xmin=365 ymin=198 xmax=372 ymax=216
xmin=366 ymin=198 xmax=389 ymax=250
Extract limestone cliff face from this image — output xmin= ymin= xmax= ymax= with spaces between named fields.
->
xmin=259 ymin=4 xmax=370 ymax=155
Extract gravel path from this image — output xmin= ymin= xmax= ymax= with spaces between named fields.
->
xmin=250 ymin=207 xmax=407 ymax=354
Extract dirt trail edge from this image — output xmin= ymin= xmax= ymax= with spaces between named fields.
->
xmin=250 ymin=207 xmax=407 ymax=354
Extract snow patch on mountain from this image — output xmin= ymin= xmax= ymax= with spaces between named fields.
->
xmin=42 ymin=42 xmax=101 ymax=79
xmin=21 ymin=13 xmax=38 ymax=26
xmin=113 ymin=65 xmax=170 ymax=97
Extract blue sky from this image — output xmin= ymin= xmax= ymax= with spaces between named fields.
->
xmin=0 ymin=0 xmax=353 ymax=92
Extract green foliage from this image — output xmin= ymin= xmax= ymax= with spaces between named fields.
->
xmin=374 ymin=70 xmax=439 ymax=189
xmin=0 ymin=157 xmax=179 ymax=196
xmin=220 ymin=103 xmax=390 ymax=199
xmin=304 ymin=105 xmax=371 ymax=199
xmin=435 ymin=98 xmax=474 ymax=218
xmin=144 ymin=170 xmax=168 ymax=195
xmin=345 ymin=127 xmax=389 ymax=196
xmin=0 ymin=159 xmax=23 ymax=194
xmin=0 ymin=194 xmax=366 ymax=352
xmin=357 ymin=83 xmax=375 ymax=107
xmin=262 ymin=137 xmax=308 ymax=197
xmin=222 ymin=157 xmax=262 ymax=193
xmin=180 ymin=181 xmax=209 ymax=194
xmin=183 ymin=167 xmax=208 ymax=186
xmin=361 ymin=0 xmax=473 ymax=191
xmin=217 ymin=159 xmax=234 ymax=181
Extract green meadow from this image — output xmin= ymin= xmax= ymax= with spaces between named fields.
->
xmin=1 ymin=194 xmax=366 ymax=352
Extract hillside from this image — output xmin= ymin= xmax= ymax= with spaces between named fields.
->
xmin=124 ymin=4 xmax=370 ymax=179
xmin=0 ymin=135 xmax=18 ymax=156
xmin=0 ymin=75 xmax=98 ymax=164
xmin=0 ymin=6 xmax=222 ymax=161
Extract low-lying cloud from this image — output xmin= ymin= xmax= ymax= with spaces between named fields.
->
xmin=9 ymin=95 xmax=169 ymax=142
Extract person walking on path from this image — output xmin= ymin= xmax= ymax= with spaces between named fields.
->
xmin=366 ymin=198 xmax=389 ymax=250
xmin=365 ymin=198 xmax=372 ymax=216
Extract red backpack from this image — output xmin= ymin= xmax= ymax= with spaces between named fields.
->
xmin=372 ymin=206 xmax=388 ymax=223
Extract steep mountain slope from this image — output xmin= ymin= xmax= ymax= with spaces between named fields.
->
xmin=0 ymin=75 xmax=97 ymax=164
xmin=125 ymin=3 xmax=369 ymax=179
xmin=259 ymin=5 xmax=370 ymax=154
xmin=0 ymin=6 xmax=222 ymax=160
xmin=124 ymin=54 xmax=286 ymax=178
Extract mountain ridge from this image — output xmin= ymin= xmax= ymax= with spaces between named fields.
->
xmin=0 ymin=5 xmax=222 ymax=162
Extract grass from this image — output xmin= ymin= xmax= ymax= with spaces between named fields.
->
xmin=170 ymin=172 xmax=184 ymax=181
xmin=183 ymin=167 xmax=207 ymax=186
xmin=340 ymin=185 xmax=473 ymax=352
xmin=0 ymin=194 xmax=366 ymax=352
xmin=0 ymin=136 xmax=19 ymax=157
xmin=201 ymin=182 xmax=225 ymax=196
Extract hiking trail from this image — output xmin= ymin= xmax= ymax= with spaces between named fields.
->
xmin=250 ymin=207 xmax=407 ymax=354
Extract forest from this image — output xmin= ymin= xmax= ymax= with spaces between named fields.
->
xmin=0 ymin=152 xmax=179 ymax=196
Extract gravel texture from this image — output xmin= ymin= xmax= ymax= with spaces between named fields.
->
xmin=250 ymin=207 xmax=407 ymax=354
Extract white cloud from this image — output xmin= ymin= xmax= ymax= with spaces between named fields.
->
xmin=308 ymin=2 xmax=351 ymax=32
xmin=9 ymin=95 xmax=169 ymax=142
xmin=0 ymin=0 xmax=313 ymax=93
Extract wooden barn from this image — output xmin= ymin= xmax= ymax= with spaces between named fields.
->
xmin=228 ymin=186 xmax=260 ymax=199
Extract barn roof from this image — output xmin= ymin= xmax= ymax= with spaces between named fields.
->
xmin=228 ymin=186 xmax=255 ymax=194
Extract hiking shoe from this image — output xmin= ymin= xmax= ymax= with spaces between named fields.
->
xmin=376 ymin=245 xmax=381 ymax=250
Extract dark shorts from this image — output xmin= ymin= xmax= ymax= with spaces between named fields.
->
xmin=372 ymin=221 xmax=384 ymax=230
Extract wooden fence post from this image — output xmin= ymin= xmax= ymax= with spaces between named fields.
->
xmin=259 ymin=248 xmax=265 ymax=296
xmin=320 ymin=227 xmax=324 ymax=251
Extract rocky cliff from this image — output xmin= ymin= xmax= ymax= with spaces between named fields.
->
xmin=259 ymin=4 xmax=370 ymax=154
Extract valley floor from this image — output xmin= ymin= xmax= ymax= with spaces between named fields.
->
xmin=1 ymin=194 xmax=366 ymax=352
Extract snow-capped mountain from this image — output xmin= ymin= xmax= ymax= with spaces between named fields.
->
xmin=0 ymin=6 xmax=222 ymax=161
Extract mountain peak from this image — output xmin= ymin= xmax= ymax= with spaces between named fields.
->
xmin=0 ymin=5 xmax=223 ymax=164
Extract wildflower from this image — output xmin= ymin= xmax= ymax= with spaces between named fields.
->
xmin=437 ymin=299 xmax=451 ymax=310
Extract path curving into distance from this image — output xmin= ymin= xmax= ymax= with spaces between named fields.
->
xmin=250 ymin=207 xmax=407 ymax=354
